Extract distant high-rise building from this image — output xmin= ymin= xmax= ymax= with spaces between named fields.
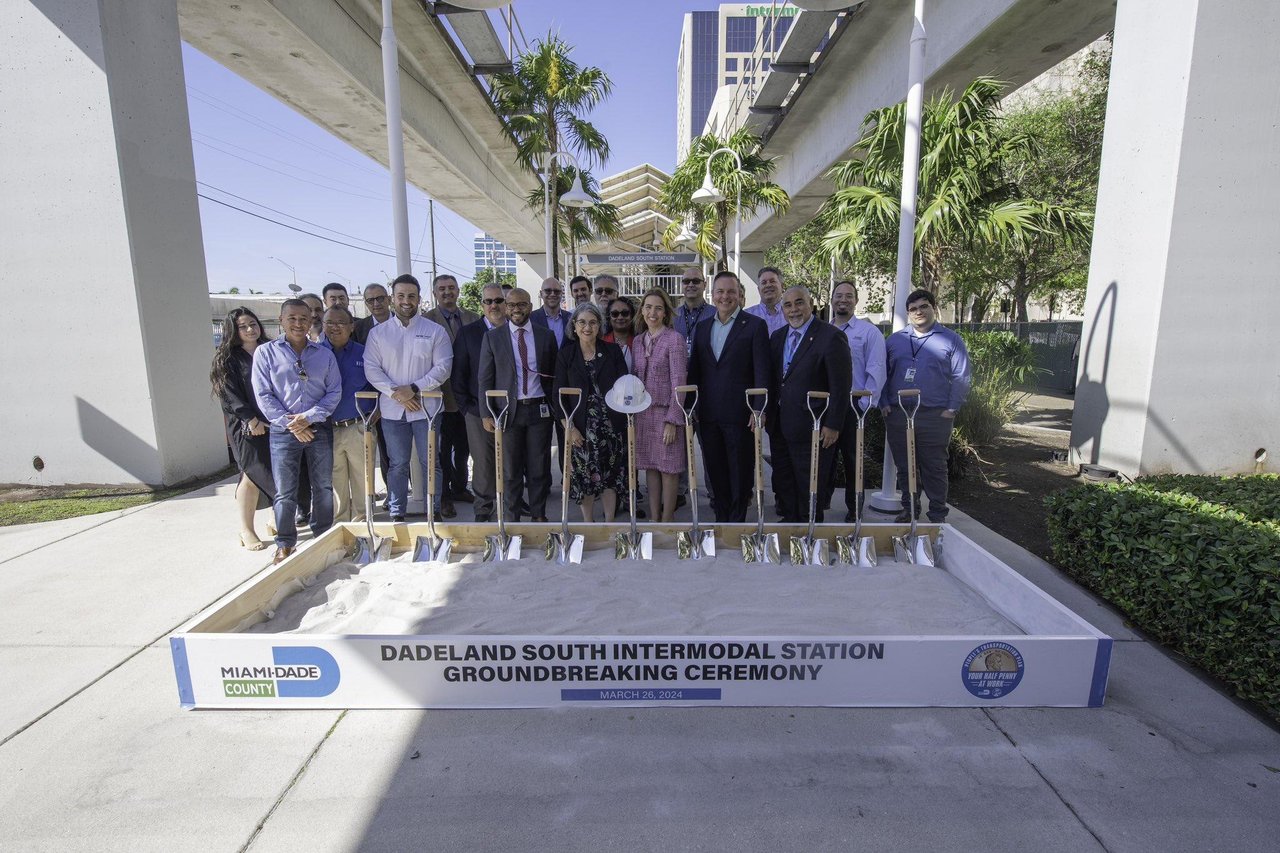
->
xmin=676 ymin=4 xmax=795 ymax=161
xmin=473 ymin=233 xmax=517 ymax=277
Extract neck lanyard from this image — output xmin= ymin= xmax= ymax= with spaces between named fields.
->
xmin=909 ymin=329 xmax=935 ymax=361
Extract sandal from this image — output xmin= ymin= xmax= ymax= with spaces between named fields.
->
xmin=240 ymin=532 xmax=268 ymax=551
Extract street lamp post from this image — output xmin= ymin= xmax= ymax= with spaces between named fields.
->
xmin=791 ymin=0 xmax=927 ymax=511
xmin=269 ymin=256 xmax=297 ymax=292
xmin=690 ymin=147 xmax=742 ymax=279
xmin=380 ymin=0 xmax=411 ymax=277
xmin=541 ymin=150 xmax=593 ymax=278
xmin=327 ymin=271 xmax=351 ymax=286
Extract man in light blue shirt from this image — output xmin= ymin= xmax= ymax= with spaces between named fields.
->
xmin=252 ymin=299 xmax=342 ymax=562
xmin=879 ymin=288 xmax=971 ymax=522
xmin=745 ymin=266 xmax=787 ymax=335
xmin=825 ymin=280 xmax=888 ymax=521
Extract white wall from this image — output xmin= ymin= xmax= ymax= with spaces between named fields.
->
xmin=1072 ymin=0 xmax=1280 ymax=476
xmin=1 ymin=0 xmax=226 ymax=486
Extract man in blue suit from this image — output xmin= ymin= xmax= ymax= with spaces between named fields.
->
xmin=688 ymin=271 xmax=771 ymax=523
xmin=768 ymin=286 xmax=852 ymax=524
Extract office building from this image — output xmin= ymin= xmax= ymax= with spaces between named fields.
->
xmin=676 ymin=3 xmax=796 ymax=160
xmin=473 ymin=232 xmax=518 ymax=277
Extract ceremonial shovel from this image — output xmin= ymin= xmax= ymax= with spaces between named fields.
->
xmin=545 ymin=388 xmax=585 ymax=564
xmin=790 ymin=391 xmax=832 ymax=566
xmin=836 ymin=389 xmax=877 ymax=567
xmin=890 ymin=389 xmax=936 ymax=566
xmin=608 ymin=375 xmax=653 ymax=560
xmin=741 ymin=388 xmax=781 ymax=563
xmin=411 ymin=391 xmax=452 ymax=563
xmin=674 ymin=385 xmax=715 ymax=559
xmin=483 ymin=390 xmax=521 ymax=561
xmin=352 ymin=391 xmax=391 ymax=564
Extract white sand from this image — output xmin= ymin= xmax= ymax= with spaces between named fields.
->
xmin=245 ymin=550 xmax=1024 ymax=637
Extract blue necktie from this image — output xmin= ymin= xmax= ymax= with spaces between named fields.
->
xmin=783 ymin=329 xmax=800 ymax=374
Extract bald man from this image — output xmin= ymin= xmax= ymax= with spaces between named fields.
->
xmin=478 ymin=288 xmax=559 ymax=521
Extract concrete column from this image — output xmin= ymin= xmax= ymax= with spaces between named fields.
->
xmin=1072 ymin=0 xmax=1280 ymax=477
xmin=738 ymin=252 xmax=766 ymax=307
xmin=516 ymin=254 xmax=550 ymax=290
xmin=2 ymin=0 xmax=225 ymax=486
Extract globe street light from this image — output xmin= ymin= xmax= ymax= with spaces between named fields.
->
xmin=790 ymin=0 xmax=926 ymax=510
xmin=541 ymin=150 xmax=593 ymax=278
xmin=691 ymin=147 xmax=742 ymax=279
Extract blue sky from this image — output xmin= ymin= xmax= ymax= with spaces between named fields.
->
xmin=186 ymin=1 xmax=699 ymax=295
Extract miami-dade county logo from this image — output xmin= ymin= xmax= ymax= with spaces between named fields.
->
xmin=220 ymin=646 xmax=340 ymax=698
xmin=961 ymin=642 xmax=1024 ymax=699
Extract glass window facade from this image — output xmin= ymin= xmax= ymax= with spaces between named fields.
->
xmin=473 ymin=234 xmax=517 ymax=276
xmin=725 ymin=16 xmax=756 ymax=53
xmin=690 ymin=11 xmax=719 ymax=144
xmin=724 ymin=57 xmax=737 ymax=72
xmin=763 ymin=16 xmax=793 ymax=51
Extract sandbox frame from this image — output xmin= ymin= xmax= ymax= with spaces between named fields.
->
xmin=170 ymin=522 xmax=1111 ymax=710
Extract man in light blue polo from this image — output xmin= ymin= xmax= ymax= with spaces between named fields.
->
xmin=252 ymin=298 xmax=342 ymax=564
xmin=827 ymin=280 xmax=887 ymax=522
xmin=880 ymin=288 xmax=971 ymax=522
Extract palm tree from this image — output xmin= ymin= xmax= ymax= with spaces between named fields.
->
xmin=491 ymin=35 xmax=612 ymax=278
xmin=660 ymin=129 xmax=791 ymax=272
xmin=523 ymin=166 xmax=621 ymax=278
xmin=817 ymin=76 xmax=1092 ymax=297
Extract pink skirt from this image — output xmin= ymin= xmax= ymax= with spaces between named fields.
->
xmin=634 ymin=405 xmax=687 ymax=474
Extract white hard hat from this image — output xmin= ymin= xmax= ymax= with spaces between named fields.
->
xmin=605 ymin=374 xmax=652 ymax=414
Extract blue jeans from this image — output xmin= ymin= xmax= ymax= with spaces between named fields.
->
xmin=269 ymin=425 xmax=334 ymax=548
xmin=382 ymin=416 xmax=443 ymax=516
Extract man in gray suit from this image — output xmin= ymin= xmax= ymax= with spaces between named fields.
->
xmin=479 ymin=287 xmax=558 ymax=522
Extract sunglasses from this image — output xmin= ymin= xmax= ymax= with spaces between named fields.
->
xmin=681 ymin=278 xmax=704 ymax=285
xmin=295 ymin=358 xmax=308 ymax=381
xmin=482 ymin=297 xmax=506 ymax=306
xmin=542 ymin=289 xmax=562 ymax=295
xmin=365 ymin=295 xmax=388 ymax=304
xmin=594 ymin=288 xmax=616 ymax=296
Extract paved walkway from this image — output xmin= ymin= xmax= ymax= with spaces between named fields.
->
xmin=2 ymin=477 xmax=1277 ymax=852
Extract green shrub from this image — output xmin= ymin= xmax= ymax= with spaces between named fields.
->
xmin=1046 ymin=480 xmax=1280 ymax=720
xmin=1134 ymin=473 xmax=1280 ymax=523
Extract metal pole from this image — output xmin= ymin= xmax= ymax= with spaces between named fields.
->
xmin=381 ymin=0 xmax=411 ymax=277
xmin=428 ymin=199 xmax=438 ymax=283
xmin=543 ymin=155 xmax=553 ymax=278
xmin=871 ymin=0 xmax=927 ymax=513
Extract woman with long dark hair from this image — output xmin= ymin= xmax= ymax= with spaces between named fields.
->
xmin=211 ymin=307 xmax=276 ymax=550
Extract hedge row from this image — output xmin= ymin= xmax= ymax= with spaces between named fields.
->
xmin=1045 ymin=477 xmax=1280 ymax=720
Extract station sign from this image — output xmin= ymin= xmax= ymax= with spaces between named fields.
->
xmin=580 ymin=253 xmax=698 ymax=265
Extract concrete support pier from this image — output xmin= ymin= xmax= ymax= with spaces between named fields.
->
xmin=1072 ymin=0 xmax=1280 ymax=477
xmin=2 ymin=0 xmax=226 ymax=486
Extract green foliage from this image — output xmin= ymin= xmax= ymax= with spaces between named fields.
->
xmin=763 ymin=221 xmax=833 ymax=307
xmin=947 ymin=331 xmax=1038 ymax=472
xmin=1135 ymin=474 xmax=1280 ymax=524
xmin=461 ymin=268 xmax=516 ymax=315
xmin=661 ymin=128 xmax=790 ymax=272
xmin=491 ymin=35 xmax=612 ymax=277
xmin=523 ymin=167 xmax=620 ymax=278
xmin=1046 ymin=477 xmax=1280 ymax=720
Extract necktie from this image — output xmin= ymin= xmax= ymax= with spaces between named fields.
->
xmin=447 ymin=312 xmax=460 ymax=337
xmin=517 ymin=327 xmax=530 ymax=395
xmin=784 ymin=329 xmax=800 ymax=375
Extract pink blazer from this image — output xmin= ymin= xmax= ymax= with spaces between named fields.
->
xmin=633 ymin=327 xmax=688 ymax=426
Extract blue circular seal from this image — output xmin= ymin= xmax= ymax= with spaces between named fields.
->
xmin=961 ymin=642 xmax=1024 ymax=699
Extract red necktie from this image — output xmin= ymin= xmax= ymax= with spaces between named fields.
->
xmin=517 ymin=327 xmax=530 ymax=396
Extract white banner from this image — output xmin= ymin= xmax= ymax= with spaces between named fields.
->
xmin=172 ymin=633 xmax=1111 ymax=709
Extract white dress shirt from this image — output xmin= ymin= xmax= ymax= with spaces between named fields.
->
xmin=507 ymin=321 xmax=544 ymax=400
xmin=836 ymin=316 xmax=888 ymax=409
xmin=363 ymin=314 xmax=453 ymax=421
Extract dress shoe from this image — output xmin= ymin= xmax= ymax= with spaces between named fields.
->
xmin=391 ymin=514 xmax=406 ymax=523
xmin=892 ymin=511 xmax=914 ymax=524
xmin=441 ymin=501 xmax=456 ymax=519
xmin=272 ymin=546 xmax=294 ymax=565
xmin=475 ymin=514 xmax=493 ymax=523
xmin=844 ymin=512 xmax=856 ymax=524
xmin=532 ymin=516 xmax=549 ymax=523
xmin=431 ymin=511 xmax=444 ymax=522
xmin=450 ymin=490 xmax=475 ymax=503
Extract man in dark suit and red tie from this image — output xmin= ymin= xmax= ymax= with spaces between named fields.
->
xmin=478 ymin=288 xmax=559 ymax=522
xmin=687 ymin=271 xmax=770 ymax=523
xmin=768 ymin=286 xmax=852 ymax=524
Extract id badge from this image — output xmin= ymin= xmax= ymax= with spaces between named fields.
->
xmin=539 ymin=403 xmax=551 ymax=419
xmin=904 ymin=367 xmax=917 ymax=383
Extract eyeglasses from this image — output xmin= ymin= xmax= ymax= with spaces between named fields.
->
xmin=295 ymin=358 xmax=308 ymax=381
xmin=508 ymin=301 xmax=531 ymax=309
xmin=365 ymin=295 xmax=388 ymax=305
xmin=594 ymin=288 xmax=616 ymax=296
xmin=681 ymin=278 xmax=704 ymax=285
xmin=575 ymin=319 xmax=600 ymax=327
xmin=907 ymin=303 xmax=933 ymax=313
xmin=323 ymin=320 xmax=351 ymax=329
xmin=542 ymin=289 xmax=562 ymax=295
xmin=482 ymin=297 xmax=505 ymax=306
xmin=609 ymin=311 xmax=633 ymax=318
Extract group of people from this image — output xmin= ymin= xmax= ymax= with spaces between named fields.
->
xmin=211 ymin=266 xmax=971 ymax=565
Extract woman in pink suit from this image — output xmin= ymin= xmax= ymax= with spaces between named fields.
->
xmin=632 ymin=288 xmax=688 ymax=522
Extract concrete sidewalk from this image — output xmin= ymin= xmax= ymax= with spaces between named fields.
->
xmin=2 ymin=478 xmax=1277 ymax=852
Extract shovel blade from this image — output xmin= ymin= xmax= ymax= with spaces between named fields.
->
xmin=485 ymin=534 xmax=521 ymax=562
xmin=353 ymin=536 xmax=392 ymax=566
xmin=912 ymin=536 xmax=936 ymax=567
xmin=615 ymin=532 xmax=652 ymax=560
xmin=412 ymin=535 xmax=452 ymax=564
xmin=857 ymin=536 xmax=878 ymax=567
xmin=835 ymin=536 xmax=853 ymax=565
xmin=791 ymin=536 xmax=830 ymax=566
xmin=891 ymin=535 xmax=914 ymax=564
xmin=546 ymin=534 xmax=585 ymax=565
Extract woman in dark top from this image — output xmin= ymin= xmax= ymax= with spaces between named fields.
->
xmin=210 ymin=307 xmax=276 ymax=550
xmin=554 ymin=303 xmax=628 ymax=522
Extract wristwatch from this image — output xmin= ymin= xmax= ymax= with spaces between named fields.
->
xmin=410 ymin=383 xmax=420 ymax=395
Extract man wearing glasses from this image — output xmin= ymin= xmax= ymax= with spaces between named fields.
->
xmin=530 ymin=277 xmax=572 ymax=347
xmin=879 ymin=288 xmax=971 ymax=523
xmin=591 ymin=274 xmax=619 ymax=311
xmin=674 ymin=268 xmax=712 ymax=355
xmin=251 ymin=298 xmax=342 ymax=564
xmin=353 ymin=283 xmax=391 ymax=345
xmin=320 ymin=306 xmax=372 ymax=524
xmin=363 ymin=274 xmax=454 ymax=523
xmin=452 ymin=284 xmax=510 ymax=523
xmin=422 ymin=274 xmax=479 ymax=518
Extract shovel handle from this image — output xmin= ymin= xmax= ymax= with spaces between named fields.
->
xmin=558 ymin=388 xmax=581 ymax=484
xmin=745 ymin=387 xmax=768 ymax=417
xmin=362 ymin=420 xmax=376 ymax=496
xmin=487 ymin=391 xmax=508 ymax=500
